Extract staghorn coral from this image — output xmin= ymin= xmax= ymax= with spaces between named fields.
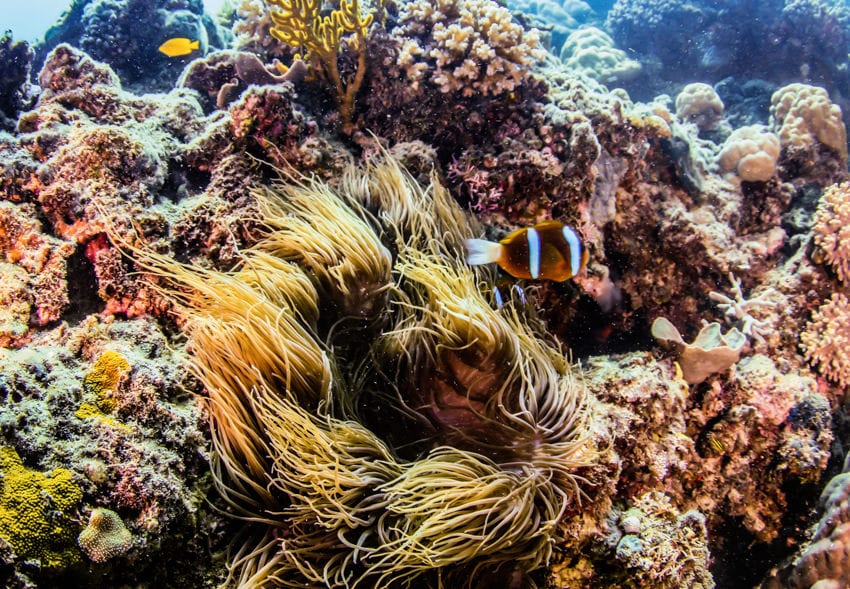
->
xmin=110 ymin=157 xmax=600 ymax=587
xmin=801 ymin=292 xmax=850 ymax=388
xmin=812 ymin=181 xmax=850 ymax=282
xmin=77 ymin=507 xmax=133 ymax=563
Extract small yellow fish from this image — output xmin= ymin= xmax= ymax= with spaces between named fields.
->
xmin=158 ymin=38 xmax=200 ymax=58
xmin=465 ymin=220 xmax=588 ymax=281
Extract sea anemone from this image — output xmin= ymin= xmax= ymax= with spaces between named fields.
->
xmin=111 ymin=156 xmax=597 ymax=587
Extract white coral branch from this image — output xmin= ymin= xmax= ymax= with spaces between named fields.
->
xmin=708 ymin=272 xmax=776 ymax=344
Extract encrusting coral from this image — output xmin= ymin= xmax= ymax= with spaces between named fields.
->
xmin=111 ymin=156 xmax=599 ymax=587
xmin=0 ymin=447 xmax=83 ymax=569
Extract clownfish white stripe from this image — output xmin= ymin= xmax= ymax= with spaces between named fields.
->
xmin=464 ymin=238 xmax=503 ymax=266
xmin=527 ymin=227 xmax=541 ymax=279
xmin=562 ymin=225 xmax=582 ymax=277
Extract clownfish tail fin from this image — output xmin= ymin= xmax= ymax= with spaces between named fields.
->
xmin=464 ymin=238 xmax=502 ymax=266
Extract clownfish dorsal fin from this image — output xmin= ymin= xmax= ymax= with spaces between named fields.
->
xmin=464 ymin=238 xmax=502 ymax=266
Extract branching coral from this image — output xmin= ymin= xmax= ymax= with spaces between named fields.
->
xmin=111 ymin=157 xmax=597 ymax=587
xmin=708 ymin=272 xmax=776 ymax=343
xmin=394 ymin=0 xmax=546 ymax=97
xmin=801 ymin=293 xmax=850 ymax=388
xmin=812 ymin=181 xmax=850 ymax=282
xmin=265 ymin=0 xmax=379 ymax=130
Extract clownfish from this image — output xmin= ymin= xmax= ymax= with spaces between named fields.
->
xmin=158 ymin=38 xmax=200 ymax=58
xmin=465 ymin=220 xmax=588 ymax=281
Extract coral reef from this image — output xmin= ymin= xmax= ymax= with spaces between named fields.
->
xmin=761 ymin=453 xmax=850 ymax=588
xmin=0 ymin=34 xmax=35 ymax=131
xmin=0 ymin=314 xmax=229 ymax=587
xmin=37 ymin=0 xmax=230 ymax=91
xmin=2 ymin=1 xmax=850 ymax=587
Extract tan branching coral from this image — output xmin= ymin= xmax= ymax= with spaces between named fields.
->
xmin=801 ymin=293 xmax=850 ymax=388
xmin=112 ymin=157 xmax=596 ymax=587
xmin=812 ymin=181 xmax=850 ymax=282
xmin=394 ymin=0 xmax=546 ymax=97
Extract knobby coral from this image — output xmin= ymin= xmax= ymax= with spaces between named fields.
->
xmin=113 ymin=157 xmax=597 ymax=587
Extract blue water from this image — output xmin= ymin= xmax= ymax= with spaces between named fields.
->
xmin=3 ymin=0 xmax=227 ymax=42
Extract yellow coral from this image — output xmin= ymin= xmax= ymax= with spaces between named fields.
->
xmin=265 ymin=0 xmax=380 ymax=131
xmin=0 ymin=447 xmax=83 ymax=568
xmin=84 ymin=350 xmax=130 ymax=413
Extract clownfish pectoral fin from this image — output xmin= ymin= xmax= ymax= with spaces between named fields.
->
xmin=464 ymin=238 xmax=502 ymax=266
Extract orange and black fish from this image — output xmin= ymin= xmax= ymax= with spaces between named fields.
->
xmin=465 ymin=220 xmax=588 ymax=281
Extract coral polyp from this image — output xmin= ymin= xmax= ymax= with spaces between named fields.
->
xmin=116 ymin=157 xmax=596 ymax=587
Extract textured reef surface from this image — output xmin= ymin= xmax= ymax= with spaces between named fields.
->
xmin=1 ymin=0 xmax=850 ymax=588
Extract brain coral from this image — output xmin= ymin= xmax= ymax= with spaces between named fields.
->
xmin=717 ymin=125 xmax=780 ymax=183
xmin=770 ymin=83 xmax=848 ymax=162
xmin=394 ymin=0 xmax=546 ymax=97
xmin=812 ymin=181 xmax=850 ymax=282
xmin=801 ymin=293 xmax=850 ymax=388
